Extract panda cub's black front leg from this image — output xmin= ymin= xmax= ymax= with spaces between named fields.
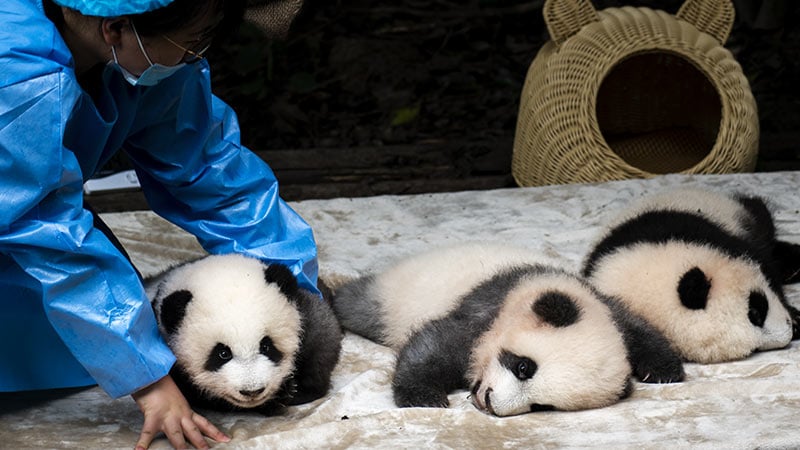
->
xmin=605 ymin=297 xmax=685 ymax=383
xmin=285 ymin=288 xmax=344 ymax=406
xmin=392 ymin=319 xmax=471 ymax=408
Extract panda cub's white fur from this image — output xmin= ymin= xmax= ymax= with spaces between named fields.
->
xmin=333 ymin=242 xmax=683 ymax=416
xmin=583 ymin=188 xmax=800 ymax=363
xmin=146 ymin=254 xmax=342 ymax=413
xmin=372 ymin=244 xmax=560 ymax=349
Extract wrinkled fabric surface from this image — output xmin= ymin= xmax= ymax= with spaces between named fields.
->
xmin=1 ymin=172 xmax=799 ymax=449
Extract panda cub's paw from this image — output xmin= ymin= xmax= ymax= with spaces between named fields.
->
xmin=631 ymin=328 xmax=685 ymax=383
xmin=392 ymin=381 xmax=450 ymax=408
xmin=633 ymin=353 xmax=685 ymax=384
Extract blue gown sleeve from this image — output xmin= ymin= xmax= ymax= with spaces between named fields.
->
xmin=124 ymin=62 xmax=321 ymax=296
xmin=0 ymin=70 xmax=175 ymax=398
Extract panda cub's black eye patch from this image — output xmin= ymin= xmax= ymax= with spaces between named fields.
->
xmin=260 ymin=336 xmax=283 ymax=362
xmin=748 ymin=291 xmax=768 ymax=328
xmin=532 ymin=291 xmax=580 ymax=327
xmin=499 ymin=350 xmax=537 ymax=380
xmin=205 ymin=343 xmax=233 ymax=371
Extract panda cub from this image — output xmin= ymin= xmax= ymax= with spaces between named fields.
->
xmin=145 ymin=254 xmax=342 ymax=413
xmin=583 ymin=188 xmax=800 ymax=363
xmin=333 ymin=243 xmax=683 ymax=416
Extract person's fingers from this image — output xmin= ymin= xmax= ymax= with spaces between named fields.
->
xmin=164 ymin=418 xmax=189 ymax=450
xmin=192 ymin=412 xmax=231 ymax=443
xmin=135 ymin=419 xmax=158 ymax=450
xmin=182 ymin=416 xmax=210 ymax=450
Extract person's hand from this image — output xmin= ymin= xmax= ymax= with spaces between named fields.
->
xmin=132 ymin=375 xmax=230 ymax=449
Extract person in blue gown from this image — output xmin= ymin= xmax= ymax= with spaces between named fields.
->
xmin=0 ymin=0 xmax=321 ymax=448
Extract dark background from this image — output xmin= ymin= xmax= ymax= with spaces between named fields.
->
xmin=97 ymin=0 xmax=800 ymax=209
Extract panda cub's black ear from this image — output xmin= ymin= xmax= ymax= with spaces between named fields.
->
xmin=264 ymin=263 xmax=300 ymax=299
xmin=678 ymin=267 xmax=710 ymax=310
xmin=161 ymin=290 xmax=193 ymax=335
xmin=773 ymin=241 xmax=800 ymax=284
xmin=532 ymin=291 xmax=581 ymax=327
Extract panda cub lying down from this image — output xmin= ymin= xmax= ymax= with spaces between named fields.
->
xmin=332 ymin=242 xmax=684 ymax=416
xmin=145 ymin=254 xmax=342 ymax=413
xmin=583 ymin=188 xmax=800 ymax=363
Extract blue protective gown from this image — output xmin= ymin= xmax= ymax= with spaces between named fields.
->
xmin=0 ymin=0 xmax=320 ymax=398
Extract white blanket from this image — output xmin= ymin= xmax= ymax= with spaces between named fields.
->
xmin=2 ymin=172 xmax=799 ymax=449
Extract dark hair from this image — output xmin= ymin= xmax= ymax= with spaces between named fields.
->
xmin=43 ymin=0 xmax=65 ymax=26
xmin=132 ymin=0 xmax=247 ymax=43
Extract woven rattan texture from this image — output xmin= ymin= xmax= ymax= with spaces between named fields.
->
xmin=245 ymin=0 xmax=303 ymax=37
xmin=676 ymin=0 xmax=735 ymax=44
xmin=512 ymin=1 xmax=758 ymax=187
xmin=544 ymin=0 xmax=600 ymax=45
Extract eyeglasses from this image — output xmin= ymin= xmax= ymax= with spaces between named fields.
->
xmin=161 ymin=34 xmax=211 ymax=64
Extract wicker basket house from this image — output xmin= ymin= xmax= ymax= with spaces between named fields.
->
xmin=245 ymin=0 xmax=303 ymax=37
xmin=512 ymin=0 xmax=758 ymax=187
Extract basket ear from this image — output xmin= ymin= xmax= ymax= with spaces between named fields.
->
xmin=543 ymin=0 xmax=600 ymax=46
xmin=676 ymin=0 xmax=735 ymax=44
xmin=245 ymin=0 xmax=304 ymax=38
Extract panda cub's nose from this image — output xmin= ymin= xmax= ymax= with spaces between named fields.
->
xmin=239 ymin=388 xmax=265 ymax=397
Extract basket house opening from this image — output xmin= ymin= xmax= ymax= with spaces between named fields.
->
xmin=595 ymin=51 xmax=722 ymax=174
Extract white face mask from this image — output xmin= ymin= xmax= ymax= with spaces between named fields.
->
xmin=110 ymin=22 xmax=186 ymax=87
